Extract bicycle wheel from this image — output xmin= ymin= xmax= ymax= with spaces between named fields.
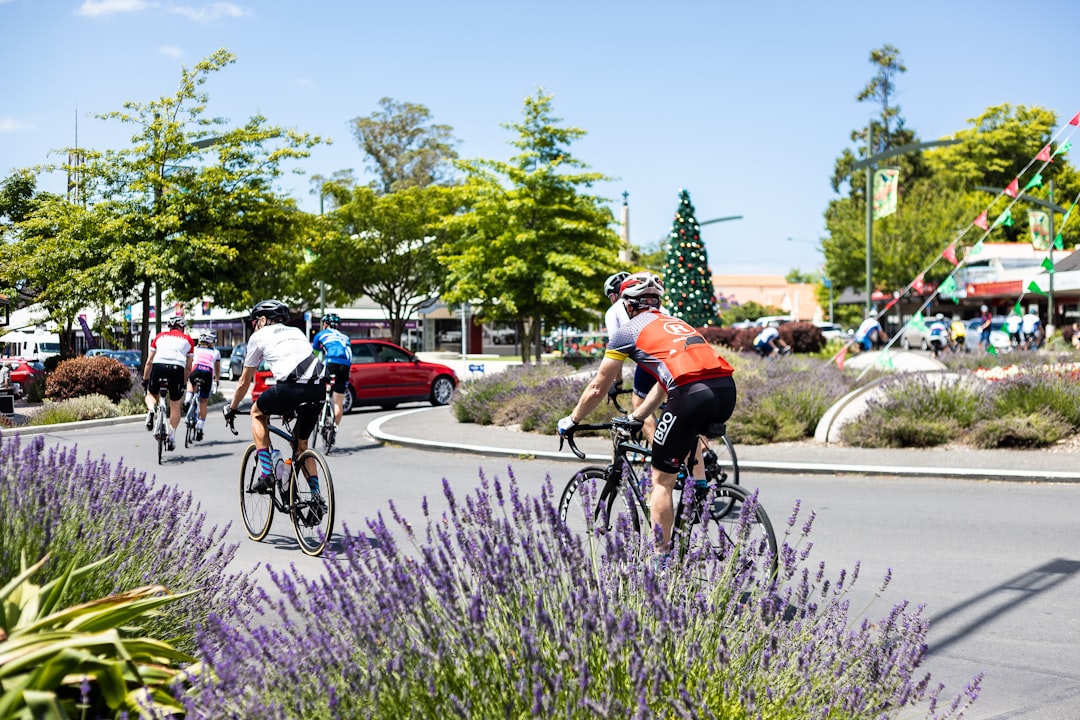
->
xmin=320 ymin=404 xmax=335 ymax=453
xmin=703 ymin=436 xmax=740 ymax=516
xmin=155 ymin=406 xmax=167 ymax=465
xmin=558 ymin=466 xmax=641 ymax=548
xmin=184 ymin=411 xmax=196 ymax=448
xmin=238 ymin=443 xmax=274 ymax=541
xmin=677 ymin=484 xmax=777 ymax=578
xmin=290 ymin=449 xmax=335 ymax=556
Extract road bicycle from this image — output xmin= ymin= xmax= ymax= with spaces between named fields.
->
xmin=607 ymin=381 xmax=739 ymax=487
xmin=311 ymin=382 xmax=336 ymax=453
xmin=149 ymin=376 xmax=172 ymax=465
xmin=183 ymin=377 xmax=202 ymax=448
xmin=225 ymin=406 xmax=336 ymax=556
xmin=558 ymin=417 xmax=777 ymax=575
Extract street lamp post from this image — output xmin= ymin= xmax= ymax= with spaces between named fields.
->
xmin=849 ymin=129 xmax=959 ymax=312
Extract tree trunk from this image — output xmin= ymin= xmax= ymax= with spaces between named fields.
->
xmin=139 ymin=280 xmax=151 ymax=363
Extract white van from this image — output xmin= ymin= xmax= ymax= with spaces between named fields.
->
xmin=1 ymin=331 xmax=61 ymax=361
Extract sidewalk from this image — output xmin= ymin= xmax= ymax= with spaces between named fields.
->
xmin=367 ymin=405 xmax=1080 ymax=483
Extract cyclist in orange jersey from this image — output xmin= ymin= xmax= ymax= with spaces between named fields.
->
xmin=558 ymin=272 xmax=737 ymax=557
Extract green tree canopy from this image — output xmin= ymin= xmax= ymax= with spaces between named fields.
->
xmin=349 ymin=98 xmax=460 ymax=194
xmin=440 ymin=90 xmax=621 ymax=362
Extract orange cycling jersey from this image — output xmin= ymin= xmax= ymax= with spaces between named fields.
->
xmin=605 ymin=310 xmax=733 ymax=391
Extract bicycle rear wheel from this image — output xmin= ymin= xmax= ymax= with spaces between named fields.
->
xmin=703 ymin=435 xmax=740 ymax=516
xmin=290 ymin=449 xmax=335 ymax=556
xmin=155 ymin=407 xmax=167 ymax=465
xmin=238 ymin=443 xmax=274 ymax=541
xmin=558 ymin=466 xmax=641 ymax=550
xmin=677 ymin=483 xmax=777 ymax=578
xmin=184 ymin=413 xmax=196 ymax=448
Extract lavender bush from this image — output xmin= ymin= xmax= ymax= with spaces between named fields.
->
xmin=0 ymin=432 xmax=255 ymax=652
xmin=189 ymin=469 xmax=980 ymax=719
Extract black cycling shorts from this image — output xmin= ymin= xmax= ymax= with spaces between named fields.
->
xmin=189 ymin=368 xmax=214 ymax=399
xmin=255 ymin=381 xmax=325 ymax=440
xmin=148 ymin=363 xmax=186 ymax=402
xmin=326 ymin=362 xmax=350 ymax=395
xmin=651 ymin=375 xmax=737 ymax=475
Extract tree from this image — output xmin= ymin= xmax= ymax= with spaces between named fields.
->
xmin=349 ymin=98 xmax=460 ymax=194
xmin=663 ymin=189 xmax=718 ymax=327
xmin=313 ymin=184 xmax=463 ymax=343
xmin=6 ymin=49 xmax=323 ymax=356
xmin=440 ymin=90 xmax=621 ymax=362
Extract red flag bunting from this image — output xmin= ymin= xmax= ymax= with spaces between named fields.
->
xmin=1036 ymin=145 xmax=1052 ymax=162
xmin=974 ymin=211 xmax=989 ymax=230
xmin=1070 ymin=112 xmax=1080 ymax=126
xmin=1004 ymin=179 xmax=1019 ymax=198
xmin=835 ymin=345 xmax=847 ymax=371
xmin=912 ymin=273 xmax=928 ymax=294
xmin=943 ymin=242 xmax=959 ymax=266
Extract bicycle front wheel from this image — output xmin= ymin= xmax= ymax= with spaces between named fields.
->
xmin=558 ymin=467 xmax=641 ymax=549
xmin=238 ymin=443 xmax=274 ymax=541
xmin=155 ymin=407 xmax=166 ymax=465
xmin=679 ymin=484 xmax=777 ymax=578
xmin=290 ymin=449 xmax=335 ymax=556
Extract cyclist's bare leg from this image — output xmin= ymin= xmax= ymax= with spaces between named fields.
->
xmin=650 ymin=469 xmax=677 ymax=552
xmin=144 ymin=390 xmax=158 ymax=413
xmin=168 ymin=398 xmax=182 ymax=432
xmin=332 ymin=391 xmax=345 ymax=425
xmin=250 ymin=403 xmax=271 ymax=450
xmin=198 ymin=397 xmax=209 ymax=421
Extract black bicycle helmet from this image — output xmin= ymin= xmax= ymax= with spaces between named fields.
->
xmin=167 ymin=315 xmax=187 ymax=330
xmin=322 ymin=313 xmax=340 ymax=327
xmin=250 ymin=299 xmax=290 ymax=324
xmin=603 ymin=271 xmax=630 ymax=297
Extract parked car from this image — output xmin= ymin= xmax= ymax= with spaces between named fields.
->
xmin=813 ymin=322 xmax=847 ymax=341
xmin=964 ymin=317 xmax=1012 ymax=353
xmin=84 ymin=348 xmax=141 ymax=371
xmin=250 ymin=339 xmax=458 ymax=412
xmin=216 ymin=345 xmax=233 ymax=360
xmin=3 ymin=358 xmax=45 ymax=397
xmin=753 ymin=315 xmax=796 ymax=327
xmin=899 ymin=323 xmax=932 ymax=351
xmin=228 ymin=343 xmax=247 ymax=380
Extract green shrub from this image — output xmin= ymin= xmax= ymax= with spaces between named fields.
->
xmin=453 ymin=363 xmax=586 ymax=425
xmin=23 ymin=374 xmax=46 ymax=403
xmin=842 ymin=415 xmax=960 ymax=447
xmin=45 ymin=355 xmax=133 ymax=402
xmin=27 ymin=394 xmax=121 ymax=425
xmin=727 ymin=397 xmax=806 ymax=444
xmin=991 ymin=372 xmax=1080 ymax=429
xmin=968 ymin=413 xmax=1070 ymax=448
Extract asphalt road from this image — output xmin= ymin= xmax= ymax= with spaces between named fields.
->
xmin=17 ymin=403 xmax=1080 ymax=720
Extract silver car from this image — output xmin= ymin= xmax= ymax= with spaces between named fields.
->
xmin=964 ymin=317 xmax=1012 ymax=352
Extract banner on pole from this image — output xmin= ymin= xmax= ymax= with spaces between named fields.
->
xmin=1028 ymin=210 xmax=1050 ymax=250
xmin=872 ymin=167 xmax=900 ymax=220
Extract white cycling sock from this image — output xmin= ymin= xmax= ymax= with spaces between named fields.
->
xmin=196 ymin=418 xmax=204 ymax=429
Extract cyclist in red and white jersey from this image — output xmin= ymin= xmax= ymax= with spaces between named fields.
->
xmin=142 ymin=315 xmax=195 ymax=451
xmin=183 ymin=331 xmax=221 ymax=441
xmin=559 ymin=272 xmax=737 ymax=556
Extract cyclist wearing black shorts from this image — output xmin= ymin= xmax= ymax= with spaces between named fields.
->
xmin=142 ymin=315 xmax=194 ymax=451
xmin=184 ymin=331 xmax=221 ymax=441
xmin=604 ymin=271 xmax=661 ymax=440
xmin=224 ymin=300 xmax=326 ymax=493
xmin=560 ymin=272 xmax=737 ymax=555
xmin=311 ymin=312 xmax=352 ymax=436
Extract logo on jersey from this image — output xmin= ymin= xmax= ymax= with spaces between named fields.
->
xmin=662 ymin=320 xmax=695 ymax=337
xmin=653 ymin=410 xmax=676 ymax=443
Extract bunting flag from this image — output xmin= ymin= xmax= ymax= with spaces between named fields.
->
xmin=1028 ymin=281 xmax=1048 ymax=296
xmin=943 ymin=242 xmax=959 ymax=265
xmin=1064 ymin=204 xmax=1075 ymax=225
xmin=1013 ymin=301 xmax=1023 ymax=316
xmin=1024 ymin=173 xmax=1043 ymax=191
xmin=973 ymin=211 xmax=989 ymax=230
xmin=1036 ymin=145 xmax=1053 ymax=162
xmin=835 ymin=345 xmax=847 ymax=370
xmin=940 ymin=275 xmax=961 ymax=302
xmin=1071 ymin=112 xmax=1080 ymax=126
xmin=877 ymin=352 xmax=895 ymax=370
xmin=1004 ymin=179 xmax=1019 ymax=198
xmin=991 ymin=209 xmax=1014 ymax=228
xmin=872 ymin=167 xmax=900 ymax=220
xmin=1054 ymin=141 xmax=1072 ymax=157
xmin=1029 ymin=210 xmax=1051 ymax=250
xmin=1042 ymin=257 xmax=1056 ymax=274
xmin=912 ymin=272 xmax=928 ymax=294
xmin=987 ymin=345 xmax=999 ymax=356
xmin=968 ymin=239 xmax=985 ymax=257
xmin=1055 ymin=233 xmax=1065 ymax=251
xmin=908 ymin=311 xmax=928 ymax=332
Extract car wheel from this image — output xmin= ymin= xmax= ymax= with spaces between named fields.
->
xmin=901 ymin=337 xmax=910 ymax=350
xmin=920 ymin=339 xmax=929 ymax=351
xmin=430 ymin=376 xmax=454 ymax=406
xmin=342 ymin=386 xmax=355 ymax=414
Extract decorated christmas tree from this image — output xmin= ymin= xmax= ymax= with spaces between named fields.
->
xmin=663 ymin=189 xmax=718 ymax=327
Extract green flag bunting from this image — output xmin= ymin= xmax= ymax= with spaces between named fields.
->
xmin=992 ymin=209 xmax=1014 ymax=228
xmin=1024 ymin=173 xmax=1043 ymax=191
xmin=987 ymin=345 xmax=998 ymax=356
xmin=876 ymin=352 xmax=895 ymax=370
xmin=1055 ymin=233 xmax=1065 ymax=251
xmin=1053 ymin=141 xmax=1072 ymax=157
xmin=939 ymin=275 xmax=961 ymax=303
xmin=1042 ymin=257 xmax=1055 ymax=274
xmin=967 ymin=239 xmax=985 ymax=257
xmin=1027 ymin=281 xmax=1048 ymax=296
xmin=908 ymin=311 xmax=928 ymax=332
xmin=1013 ymin=301 xmax=1023 ymax=316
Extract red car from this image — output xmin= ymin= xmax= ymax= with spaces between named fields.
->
xmin=4 ymin=358 xmax=45 ymax=397
xmin=251 ymin=339 xmax=457 ymax=412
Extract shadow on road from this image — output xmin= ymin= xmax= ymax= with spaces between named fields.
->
xmin=927 ymin=557 xmax=1080 ymax=655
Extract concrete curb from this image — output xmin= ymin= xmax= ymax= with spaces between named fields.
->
xmin=3 ymin=401 xmax=229 ymax=439
xmin=367 ymin=409 xmax=1080 ymax=484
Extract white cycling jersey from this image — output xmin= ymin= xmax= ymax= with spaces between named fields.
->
xmin=149 ymin=329 xmax=194 ymax=367
xmin=244 ymin=323 xmax=320 ymax=382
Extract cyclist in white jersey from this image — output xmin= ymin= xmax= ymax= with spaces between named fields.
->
xmin=224 ymin=300 xmax=326 ymax=500
xmin=142 ymin=315 xmax=195 ymax=451
xmin=603 ymin=271 xmax=661 ymax=440
xmin=183 ymin=331 xmax=221 ymax=441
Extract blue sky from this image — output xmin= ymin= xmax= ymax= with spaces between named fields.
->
xmin=3 ymin=0 xmax=1078 ymax=277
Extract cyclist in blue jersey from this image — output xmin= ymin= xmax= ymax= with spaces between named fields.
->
xmin=312 ymin=313 xmax=352 ymax=438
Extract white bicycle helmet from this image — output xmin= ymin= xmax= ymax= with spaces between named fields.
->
xmin=167 ymin=315 xmax=187 ymax=330
xmin=603 ymin=271 xmax=630 ymax=297
xmin=619 ymin=272 xmax=664 ymax=307
xmin=199 ymin=331 xmax=216 ymax=345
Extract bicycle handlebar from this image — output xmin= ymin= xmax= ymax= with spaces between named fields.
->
xmin=222 ymin=406 xmax=250 ymax=436
xmin=559 ymin=422 xmax=612 ymax=459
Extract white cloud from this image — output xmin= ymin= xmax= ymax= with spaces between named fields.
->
xmin=0 ymin=116 xmax=34 ymax=133
xmin=167 ymin=2 xmax=247 ymax=22
xmin=159 ymin=45 xmax=183 ymax=58
xmin=75 ymin=0 xmax=154 ymax=17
